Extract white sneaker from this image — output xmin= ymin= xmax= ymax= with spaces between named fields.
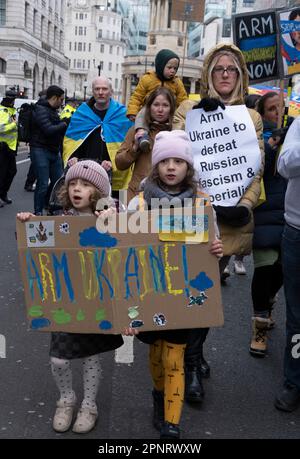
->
xmin=53 ymin=395 xmax=76 ymax=433
xmin=234 ymin=260 xmax=246 ymax=275
xmin=72 ymin=407 xmax=98 ymax=434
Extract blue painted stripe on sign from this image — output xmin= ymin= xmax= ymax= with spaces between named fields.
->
xmin=239 ymin=34 xmax=276 ymax=51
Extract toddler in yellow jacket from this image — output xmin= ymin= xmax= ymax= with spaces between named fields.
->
xmin=126 ymin=49 xmax=188 ymax=152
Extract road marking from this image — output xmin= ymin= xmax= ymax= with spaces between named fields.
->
xmin=115 ymin=335 xmax=134 ymax=364
xmin=16 ymin=158 xmax=30 ymax=165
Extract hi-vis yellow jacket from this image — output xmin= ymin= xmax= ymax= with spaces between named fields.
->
xmin=0 ymin=104 xmax=17 ymax=151
xmin=60 ymin=104 xmax=76 ymax=120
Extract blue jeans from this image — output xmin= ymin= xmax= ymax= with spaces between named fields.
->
xmin=282 ymin=224 xmax=300 ymax=389
xmin=30 ymin=147 xmax=63 ymax=215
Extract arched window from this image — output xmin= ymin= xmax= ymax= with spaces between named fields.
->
xmin=42 ymin=68 xmax=48 ymax=90
xmin=50 ymin=70 xmax=55 ymax=85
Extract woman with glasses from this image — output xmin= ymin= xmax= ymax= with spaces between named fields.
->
xmin=173 ymin=43 xmax=265 ymax=404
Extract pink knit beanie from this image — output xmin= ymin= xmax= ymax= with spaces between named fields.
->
xmin=65 ymin=160 xmax=110 ymax=197
xmin=152 ymin=130 xmax=194 ymax=167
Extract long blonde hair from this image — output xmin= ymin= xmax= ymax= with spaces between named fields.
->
xmin=207 ymin=51 xmax=244 ymax=105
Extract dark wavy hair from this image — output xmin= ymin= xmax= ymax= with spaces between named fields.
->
xmin=148 ymin=162 xmax=198 ymax=196
xmin=256 ymin=91 xmax=279 ymax=116
xmin=57 ymin=182 xmax=103 ymax=212
xmin=144 ymin=87 xmax=176 ymax=127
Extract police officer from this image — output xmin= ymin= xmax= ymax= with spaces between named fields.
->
xmin=59 ymin=97 xmax=77 ymax=125
xmin=0 ymin=90 xmax=18 ymax=207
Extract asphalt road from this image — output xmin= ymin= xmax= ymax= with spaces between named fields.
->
xmin=0 ymin=152 xmax=299 ymax=440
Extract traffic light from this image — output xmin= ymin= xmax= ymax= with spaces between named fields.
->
xmin=18 ymin=90 xmax=25 ymax=98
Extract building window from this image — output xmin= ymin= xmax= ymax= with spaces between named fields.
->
xmin=222 ymin=19 xmax=231 ymax=38
xmin=79 ymin=26 xmax=83 ymax=35
xmin=73 ymin=59 xmax=76 ymax=67
xmin=109 ymin=45 xmax=113 ymax=53
xmin=100 ymin=44 xmax=104 ymax=53
xmin=98 ymin=29 xmax=102 ymax=38
xmin=54 ymin=26 xmax=57 ymax=47
xmin=83 ymin=42 xmax=86 ymax=51
xmin=60 ymin=31 xmax=63 ymax=51
xmin=83 ymin=60 xmax=85 ymax=68
xmin=88 ymin=43 xmax=91 ymax=52
xmin=41 ymin=15 xmax=45 ymax=40
xmin=116 ymin=63 xmax=119 ymax=72
xmin=75 ymin=26 xmax=77 ymax=35
xmin=79 ymin=13 xmax=83 ymax=20
xmin=117 ymin=46 xmax=119 ymax=55
xmin=69 ymin=42 xmax=72 ymax=51
xmin=47 ymin=21 xmax=51 ymax=42
xmin=112 ymin=31 xmax=115 ymax=40
xmin=74 ymin=42 xmax=77 ymax=51
xmin=0 ymin=58 xmax=6 ymax=73
xmin=115 ymin=78 xmax=118 ymax=90
xmin=150 ymin=35 xmax=156 ymax=45
xmin=33 ymin=9 xmax=38 ymax=35
xmin=88 ymin=60 xmax=90 ymax=69
xmin=109 ymin=62 xmax=112 ymax=71
xmin=99 ymin=16 xmax=103 ymax=22
xmin=0 ymin=0 xmax=6 ymax=26
xmin=78 ymin=42 xmax=82 ymax=51
xmin=25 ymin=2 xmax=29 ymax=29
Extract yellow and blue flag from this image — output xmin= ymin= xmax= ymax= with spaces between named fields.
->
xmin=63 ymin=99 xmax=133 ymax=190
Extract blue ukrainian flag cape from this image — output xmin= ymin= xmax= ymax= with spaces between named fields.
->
xmin=63 ymin=98 xmax=133 ymax=190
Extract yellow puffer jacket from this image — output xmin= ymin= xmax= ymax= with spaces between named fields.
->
xmin=173 ymin=43 xmax=265 ymax=256
xmin=127 ymin=71 xmax=188 ymax=117
xmin=0 ymin=105 xmax=18 ymax=151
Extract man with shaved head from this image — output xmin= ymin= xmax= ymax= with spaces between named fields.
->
xmin=63 ymin=76 xmax=132 ymax=196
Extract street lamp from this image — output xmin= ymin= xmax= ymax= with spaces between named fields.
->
xmin=97 ymin=63 xmax=102 ymax=76
xmin=83 ymin=80 xmax=88 ymax=101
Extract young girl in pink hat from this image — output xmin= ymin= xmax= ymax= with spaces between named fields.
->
xmin=126 ymin=130 xmax=223 ymax=439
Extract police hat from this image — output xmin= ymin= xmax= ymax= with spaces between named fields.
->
xmin=5 ymin=90 xmax=18 ymax=99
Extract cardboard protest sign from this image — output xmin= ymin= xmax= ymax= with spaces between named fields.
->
xmin=232 ymin=10 xmax=279 ymax=83
xmin=185 ymin=105 xmax=261 ymax=206
xmin=278 ymin=8 xmax=300 ymax=77
xmin=16 ymin=209 xmax=223 ymax=334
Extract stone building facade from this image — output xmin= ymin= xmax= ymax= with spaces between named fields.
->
xmin=0 ymin=0 xmax=68 ymax=98
xmin=121 ymin=0 xmax=202 ymax=105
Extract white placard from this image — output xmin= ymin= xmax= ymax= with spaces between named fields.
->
xmin=186 ymin=105 xmax=261 ymax=206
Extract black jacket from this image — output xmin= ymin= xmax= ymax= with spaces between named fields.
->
xmin=30 ymin=98 xmax=67 ymax=153
xmin=253 ymin=140 xmax=287 ymax=249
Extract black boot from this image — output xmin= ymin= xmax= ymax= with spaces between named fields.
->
xmin=160 ymin=421 xmax=180 ymax=439
xmin=152 ymin=389 xmax=164 ymax=431
xmin=185 ymin=366 xmax=204 ymax=403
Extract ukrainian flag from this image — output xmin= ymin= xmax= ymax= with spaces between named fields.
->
xmin=63 ymin=99 xmax=133 ymax=190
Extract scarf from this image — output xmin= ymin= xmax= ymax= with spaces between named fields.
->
xmin=143 ymin=179 xmax=195 ymax=209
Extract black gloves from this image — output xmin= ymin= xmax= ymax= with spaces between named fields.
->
xmin=193 ymin=98 xmax=225 ymax=112
xmin=214 ymin=205 xmax=251 ymax=227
